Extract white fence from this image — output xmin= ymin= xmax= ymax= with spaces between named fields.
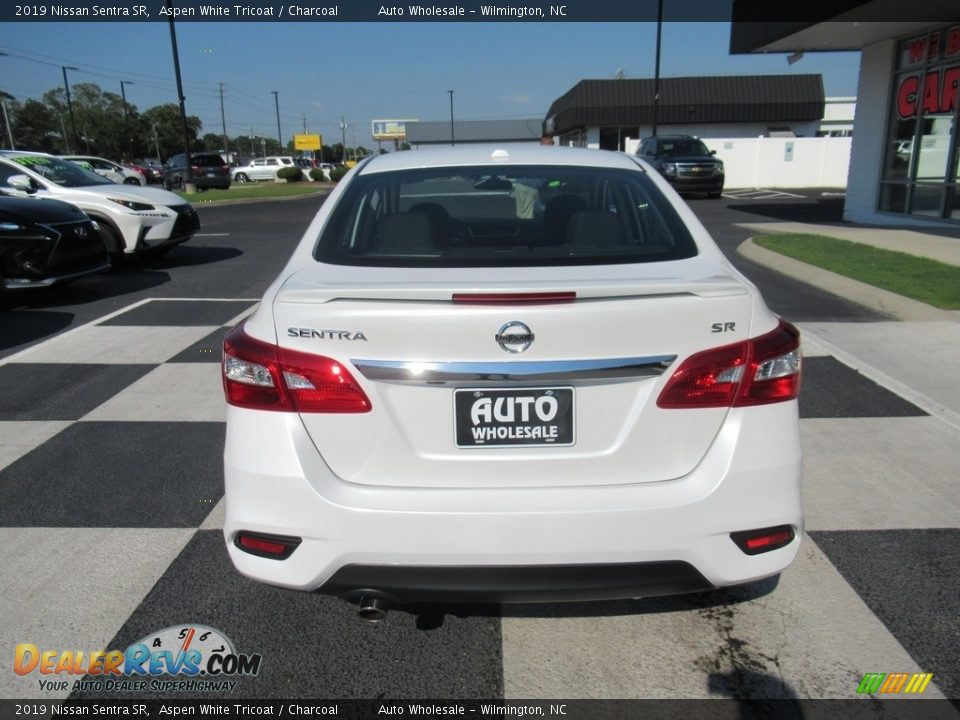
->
xmin=624 ymin=136 xmax=852 ymax=189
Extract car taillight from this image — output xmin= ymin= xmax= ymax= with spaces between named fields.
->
xmin=222 ymin=324 xmax=371 ymax=413
xmin=657 ymin=320 xmax=801 ymax=409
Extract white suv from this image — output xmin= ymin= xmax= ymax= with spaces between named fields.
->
xmin=0 ymin=151 xmax=199 ymax=260
xmin=232 ymin=156 xmax=295 ymax=182
xmin=222 ymin=146 xmax=802 ymax=619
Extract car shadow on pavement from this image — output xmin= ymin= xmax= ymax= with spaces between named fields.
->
xmin=132 ymin=245 xmax=243 ymax=270
xmin=0 ymin=269 xmax=171 ymax=355
xmin=0 ymin=308 xmax=76 ymax=351
xmin=725 ymin=198 xmax=845 ymax=224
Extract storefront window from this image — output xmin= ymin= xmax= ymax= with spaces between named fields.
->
xmin=880 ymin=24 xmax=960 ymax=221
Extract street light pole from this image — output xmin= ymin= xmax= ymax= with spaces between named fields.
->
xmin=219 ymin=82 xmax=229 ymax=161
xmin=62 ymin=65 xmax=79 ymax=153
xmin=448 ymin=90 xmax=455 ymax=147
xmin=271 ymin=90 xmax=282 ymax=152
xmin=165 ymin=0 xmax=195 ymax=193
xmin=651 ymin=0 xmax=663 ymax=139
xmin=120 ymin=80 xmax=134 ymax=160
xmin=340 ymin=116 xmax=347 ymax=164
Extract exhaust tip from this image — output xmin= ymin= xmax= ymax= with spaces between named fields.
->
xmin=357 ymin=596 xmax=389 ymax=623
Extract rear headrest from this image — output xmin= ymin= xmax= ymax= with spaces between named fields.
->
xmin=565 ymin=211 xmax=627 ymax=246
xmin=377 ymin=213 xmax=436 ymax=253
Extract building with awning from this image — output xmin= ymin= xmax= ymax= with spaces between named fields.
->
xmin=544 ymin=74 xmax=826 ymax=151
xmin=731 ymin=2 xmax=958 ymax=225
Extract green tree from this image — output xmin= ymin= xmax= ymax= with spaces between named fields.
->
xmin=202 ymin=133 xmax=224 ymax=152
xmin=141 ymin=103 xmax=202 ymax=161
xmin=8 ymin=99 xmax=62 ymax=153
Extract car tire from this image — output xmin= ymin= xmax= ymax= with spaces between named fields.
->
xmin=97 ymin=222 xmax=128 ymax=266
xmin=124 ymin=177 xmax=141 ymax=185
xmin=235 ymin=173 xmax=249 ymax=183
xmin=708 ymin=191 xmax=723 ymax=199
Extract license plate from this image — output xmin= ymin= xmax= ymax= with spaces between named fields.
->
xmin=454 ymin=387 xmax=574 ymax=448
xmin=205 ymin=172 xmax=215 ymax=177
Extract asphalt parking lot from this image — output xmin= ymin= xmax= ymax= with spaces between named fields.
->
xmin=1 ymin=191 xmax=957 ymax=702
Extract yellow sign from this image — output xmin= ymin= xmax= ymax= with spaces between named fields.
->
xmin=294 ymin=134 xmax=322 ymax=150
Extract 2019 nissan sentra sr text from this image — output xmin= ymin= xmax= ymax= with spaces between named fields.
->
xmin=222 ymin=145 xmax=802 ymax=615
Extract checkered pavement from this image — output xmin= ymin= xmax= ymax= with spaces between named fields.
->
xmin=1 ymin=299 xmax=956 ymax=701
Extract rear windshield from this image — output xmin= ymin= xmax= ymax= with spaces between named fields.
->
xmin=193 ymin=154 xmax=226 ymax=167
xmin=314 ymin=164 xmax=698 ymax=267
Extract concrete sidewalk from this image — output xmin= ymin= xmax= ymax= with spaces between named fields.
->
xmin=734 ymin=220 xmax=960 ymax=425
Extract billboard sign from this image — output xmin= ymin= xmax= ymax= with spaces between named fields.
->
xmin=294 ymin=134 xmax=322 ymax=150
xmin=371 ymin=120 xmax=417 ymax=141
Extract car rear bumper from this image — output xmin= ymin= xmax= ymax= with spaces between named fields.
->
xmin=223 ymin=400 xmax=802 ymax=602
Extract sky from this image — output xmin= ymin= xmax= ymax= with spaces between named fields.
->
xmin=0 ymin=21 xmax=862 ymax=147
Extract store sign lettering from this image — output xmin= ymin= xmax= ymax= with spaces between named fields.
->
xmin=905 ymin=26 xmax=960 ymax=66
xmin=897 ymin=67 xmax=960 ymax=119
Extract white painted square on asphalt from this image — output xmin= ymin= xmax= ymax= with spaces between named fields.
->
xmin=5 ymin=325 xmax=220 ymax=365
xmin=0 ymin=421 xmax=71 ymax=472
xmin=80 ymin=363 xmax=226 ymax=422
xmin=801 ymin=417 xmax=960 ymax=531
xmin=501 ymin=537 xmax=943 ymax=699
xmin=0 ymin=527 xmax=194 ymax=700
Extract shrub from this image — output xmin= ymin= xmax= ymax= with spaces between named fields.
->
xmin=309 ymin=168 xmax=327 ymax=181
xmin=277 ymin=166 xmax=303 ymax=182
xmin=329 ymin=167 xmax=349 ymax=183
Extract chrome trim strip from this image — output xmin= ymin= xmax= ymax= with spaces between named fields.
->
xmin=351 ymin=356 xmax=677 ymax=385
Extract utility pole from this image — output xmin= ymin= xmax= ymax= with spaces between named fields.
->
xmin=165 ymin=0 xmax=195 ymax=192
xmin=120 ymin=80 xmax=134 ymax=160
xmin=61 ymin=65 xmax=79 ymax=153
xmin=219 ymin=82 xmax=229 ymax=162
xmin=302 ymin=114 xmax=307 ymax=134
xmin=271 ymin=90 xmax=282 ymax=152
xmin=448 ymin=90 xmax=455 ymax=147
xmin=651 ymin=0 xmax=663 ymax=139
xmin=151 ymin=124 xmax=161 ymax=162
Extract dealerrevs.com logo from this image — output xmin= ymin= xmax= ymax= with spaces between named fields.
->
xmin=14 ymin=625 xmax=262 ymax=694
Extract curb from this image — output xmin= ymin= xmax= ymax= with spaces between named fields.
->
xmin=737 ymin=238 xmax=960 ymax=322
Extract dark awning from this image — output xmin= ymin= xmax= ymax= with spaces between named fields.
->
xmin=545 ymin=75 xmax=825 ymax=135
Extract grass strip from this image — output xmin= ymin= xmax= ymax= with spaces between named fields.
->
xmin=752 ymin=233 xmax=960 ymax=310
xmin=173 ymin=182 xmax=330 ymax=202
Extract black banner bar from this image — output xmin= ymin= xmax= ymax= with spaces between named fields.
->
xmin=3 ymin=699 xmax=960 ymax=720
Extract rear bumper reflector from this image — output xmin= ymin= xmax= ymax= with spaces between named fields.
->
xmin=235 ymin=531 xmax=302 ymax=560
xmin=730 ymin=525 xmax=796 ymax=555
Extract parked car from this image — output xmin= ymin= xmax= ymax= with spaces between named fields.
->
xmin=0 ymin=195 xmax=110 ymax=290
xmin=164 ymin=152 xmax=231 ymax=191
xmin=0 ymin=151 xmax=200 ymax=261
xmin=125 ymin=161 xmax=162 ymax=185
xmin=232 ymin=156 xmax=295 ymax=183
xmin=221 ymin=145 xmax=802 ymax=619
xmin=635 ymin=135 xmax=725 ymax=198
xmin=140 ymin=159 xmax=166 ymax=185
xmin=61 ymin=155 xmax=145 ymax=186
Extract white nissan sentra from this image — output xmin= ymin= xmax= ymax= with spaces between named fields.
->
xmin=222 ymin=145 xmax=802 ymax=620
